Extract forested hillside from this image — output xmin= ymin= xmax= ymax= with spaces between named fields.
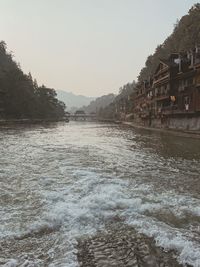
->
xmin=97 ymin=82 xmax=136 ymax=119
xmin=99 ymin=3 xmax=200 ymax=119
xmin=138 ymin=3 xmax=200 ymax=82
xmin=0 ymin=41 xmax=65 ymax=119
xmin=82 ymin=93 xmax=115 ymax=114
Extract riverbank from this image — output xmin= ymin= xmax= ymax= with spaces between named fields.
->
xmin=97 ymin=117 xmax=200 ymax=139
xmin=121 ymin=121 xmax=200 ymax=139
xmin=0 ymin=118 xmax=68 ymax=126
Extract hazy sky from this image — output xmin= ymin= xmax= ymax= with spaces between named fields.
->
xmin=0 ymin=0 xmax=198 ymax=96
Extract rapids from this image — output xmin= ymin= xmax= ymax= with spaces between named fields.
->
xmin=0 ymin=122 xmax=200 ymax=266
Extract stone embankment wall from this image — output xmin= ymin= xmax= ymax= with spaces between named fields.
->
xmin=150 ymin=117 xmax=200 ymax=131
xmin=131 ymin=113 xmax=200 ymax=131
xmin=167 ymin=117 xmax=200 ymax=130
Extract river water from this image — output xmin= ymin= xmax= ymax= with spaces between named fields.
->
xmin=0 ymin=122 xmax=200 ymax=267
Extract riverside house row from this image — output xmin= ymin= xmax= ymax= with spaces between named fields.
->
xmin=132 ymin=47 xmax=200 ymax=130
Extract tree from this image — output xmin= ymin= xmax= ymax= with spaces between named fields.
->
xmin=138 ymin=4 xmax=200 ymax=81
xmin=0 ymin=41 xmax=66 ymax=119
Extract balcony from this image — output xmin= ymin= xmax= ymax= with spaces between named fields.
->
xmin=153 ymin=75 xmax=169 ymax=86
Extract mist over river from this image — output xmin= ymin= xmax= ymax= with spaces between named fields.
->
xmin=0 ymin=122 xmax=200 ymax=267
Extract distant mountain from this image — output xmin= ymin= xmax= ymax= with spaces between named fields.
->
xmin=56 ymin=90 xmax=96 ymax=111
xmin=82 ymin=93 xmax=116 ymax=113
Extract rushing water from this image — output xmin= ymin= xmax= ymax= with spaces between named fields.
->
xmin=0 ymin=122 xmax=200 ymax=267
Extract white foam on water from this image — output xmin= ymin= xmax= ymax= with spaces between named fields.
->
xmin=2 ymin=259 xmax=18 ymax=267
xmin=15 ymin=169 xmax=199 ymax=267
xmin=1 ymin=123 xmax=200 ymax=267
xmin=126 ymin=215 xmax=200 ymax=267
xmin=153 ymin=191 xmax=200 ymax=216
xmin=1 ymin=152 xmax=200 ymax=267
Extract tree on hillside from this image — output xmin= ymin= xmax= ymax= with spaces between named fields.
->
xmin=138 ymin=3 xmax=200 ymax=82
xmin=0 ymin=41 xmax=65 ymax=119
xmin=97 ymin=81 xmax=136 ymax=119
xmin=82 ymin=93 xmax=116 ymax=114
xmin=96 ymin=4 xmax=200 ymax=120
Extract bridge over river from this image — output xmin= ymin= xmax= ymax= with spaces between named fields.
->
xmin=65 ymin=111 xmax=97 ymax=121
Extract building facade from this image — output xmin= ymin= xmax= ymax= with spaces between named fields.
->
xmin=132 ymin=48 xmax=200 ymax=130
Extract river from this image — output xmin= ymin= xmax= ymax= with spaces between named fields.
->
xmin=0 ymin=122 xmax=200 ymax=267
